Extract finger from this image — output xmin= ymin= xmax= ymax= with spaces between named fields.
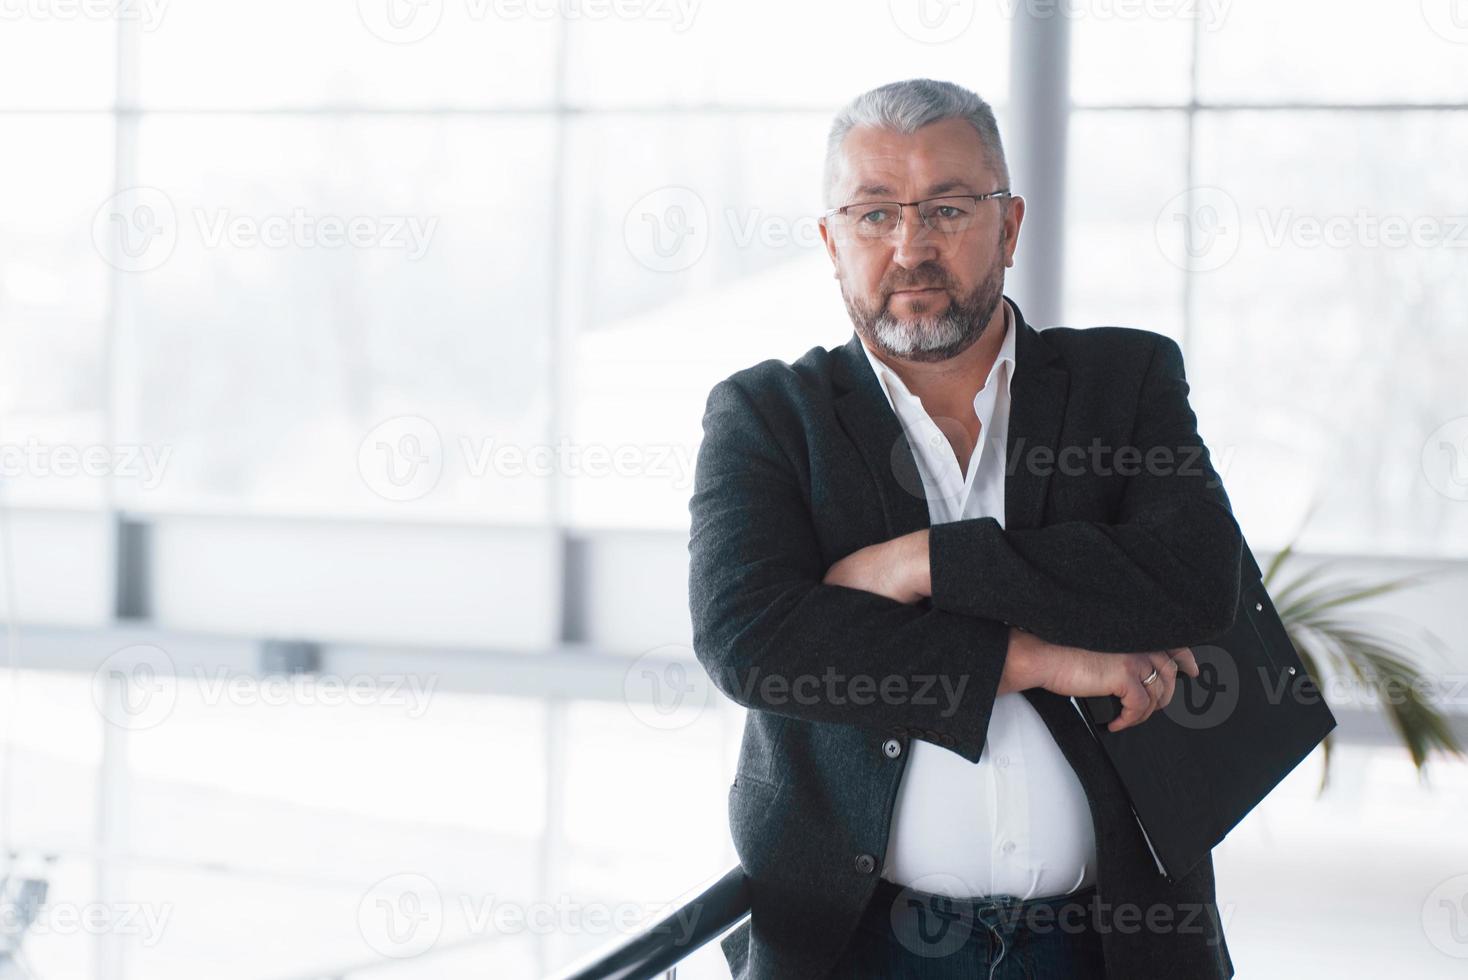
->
xmin=1108 ymin=679 xmax=1151 ymax=733
xmin=1132 ymin=654 xmax=1164 ymax=715
xmin=1148 ymin=652 xmax=1179 ymax=709
xmin=1161 ymin=658 xmax=1180 ymax=708
xmin=1171 ymin=647 xmax=1199 ymax=678
xmin=1131 ymin=656 xmax=1159 ymax=724
xmin=1139 ymin=654 xmax=1167 ymax=720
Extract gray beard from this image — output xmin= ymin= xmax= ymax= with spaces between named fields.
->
xmin=844 ymin=260 xmax=1006 ymax=364
xmin=872 ymin=305 xmax=973 ymax=360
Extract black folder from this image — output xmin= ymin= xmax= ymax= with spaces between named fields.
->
xmin=1075 ymin=539 xmax=1338 ymax=884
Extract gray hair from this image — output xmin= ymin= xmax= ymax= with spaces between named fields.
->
xmin=822 ymin=78 xmax=1009 ymax=208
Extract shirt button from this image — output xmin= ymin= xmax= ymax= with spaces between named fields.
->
xmin=996 ymin=754 xmax=1010 ymax=769
xmin=882 ymin=738 xmax=902 ymax=759
xmin=855 ymin=854 xmax=877 ymax=874
xmin=1002 ymin=841 xmax=1017 ymax=855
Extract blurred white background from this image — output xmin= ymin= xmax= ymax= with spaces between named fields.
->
xmin=0 ymin=0 xmax=1466 ymax=977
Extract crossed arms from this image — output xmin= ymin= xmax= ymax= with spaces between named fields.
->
xmin=686 ymin=335 xmax=1243 ymax=763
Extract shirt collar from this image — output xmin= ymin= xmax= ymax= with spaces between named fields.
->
xmin=859 ymin=297 xmax=1016 ymax=414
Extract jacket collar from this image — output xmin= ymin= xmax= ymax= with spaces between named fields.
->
xmin=832 ymin=296 xmax=1070 ymax=537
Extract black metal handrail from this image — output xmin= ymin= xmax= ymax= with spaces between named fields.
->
xmin=545 ymin=864 xmax=749 ymax=980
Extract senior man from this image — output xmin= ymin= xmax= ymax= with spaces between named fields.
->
xmin=688 ymin=78 xmax=1241 ymax=979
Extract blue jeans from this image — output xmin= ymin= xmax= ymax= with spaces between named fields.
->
xmin=828 ymin=878 xmax=1108 ymax=979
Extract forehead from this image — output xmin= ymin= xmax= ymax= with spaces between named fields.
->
xmin=834 ymin=117 xmax=993 ymax=200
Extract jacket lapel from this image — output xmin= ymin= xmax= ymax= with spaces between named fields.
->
xmin=1004 ymin=300 xmax=1070 ymax=532
xmin=831 ymin=296 xmax=1070 ymax=538
xmin=832 ymin=335 xmax=931 ymax=540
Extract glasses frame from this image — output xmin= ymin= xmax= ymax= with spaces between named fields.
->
xmin=822 ymin=189 xmax=1013 ymax=240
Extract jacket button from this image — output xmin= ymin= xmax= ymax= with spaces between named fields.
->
xmin=882 ymin=738 xmax=902 ymax=759
xmin=855 ymin=854 xmax=876 ymax=874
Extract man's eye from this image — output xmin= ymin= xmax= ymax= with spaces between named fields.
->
xmin=934 ymin=206 xmax=961 ymax=219
xmin=858 ymin=209 xmax=890 ymax=224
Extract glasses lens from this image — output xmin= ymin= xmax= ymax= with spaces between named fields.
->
xmin=919 ymin=197 xmax=978 ymax=234
xmin=845 ymin=203 xmax=900 ymax=241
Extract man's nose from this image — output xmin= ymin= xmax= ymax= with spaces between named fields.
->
xmin=890 ymin=205 xmax=938 ymax=268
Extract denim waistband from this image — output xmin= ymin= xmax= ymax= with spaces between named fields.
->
xmin=871 ymin=876 xmax=1100 ymax=938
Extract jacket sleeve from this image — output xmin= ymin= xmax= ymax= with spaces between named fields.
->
xmin=688 ymin=376 xmax=1010 ymax=763
xmin=927 ymin=334 xmax=1244 ymax=653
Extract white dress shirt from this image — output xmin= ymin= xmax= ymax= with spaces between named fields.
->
xmin=859 ymin=299 xmax=1098 ymax=900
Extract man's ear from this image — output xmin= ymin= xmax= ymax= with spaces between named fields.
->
xmin=818 ymin=216 xmax=841 ymax=278
xmin=1002 ymin=195 xmax=1025 ymax=269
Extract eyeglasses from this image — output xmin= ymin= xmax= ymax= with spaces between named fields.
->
xmin=823 ymin=189 xmax=1012 ymax=243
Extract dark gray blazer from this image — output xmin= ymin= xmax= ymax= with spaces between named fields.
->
xmin=687 ymin=297 xmax=1244 ymax=979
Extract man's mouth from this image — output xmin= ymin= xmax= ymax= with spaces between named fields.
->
xmin=891 ymin=287 xmax=945 ymax=296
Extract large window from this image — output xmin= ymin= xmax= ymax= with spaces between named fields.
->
xmin=1066 ymin=0 xmax=1468 ymax=557
xmin=1 ymin=6 xmax=1465 ymax=979
xmin=15 ymin=3 xmax=1459 ymax=552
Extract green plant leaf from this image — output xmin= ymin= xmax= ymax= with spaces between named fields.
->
xmin=1265 ymin=537 xmax=1464 ymax=792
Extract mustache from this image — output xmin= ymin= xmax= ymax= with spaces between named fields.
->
xmin=884 ymin=268 xmax=954 ymax=295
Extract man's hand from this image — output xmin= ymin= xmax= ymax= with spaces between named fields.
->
xmin=822 ymin=529 xmax=932 ymax=604
xmin=1004 ymin=627 xmax=1199 ymax=733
